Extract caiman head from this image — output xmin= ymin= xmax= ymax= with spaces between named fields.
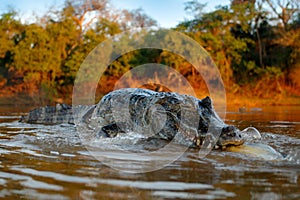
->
xmin=217 ymin=125 xmax=244 ymax=148
xmin=196 ymin=96 xmax=245 ymax=149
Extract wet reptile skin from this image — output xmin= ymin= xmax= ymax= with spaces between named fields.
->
xmin=21 ymin=88 xmax=244 ymax=148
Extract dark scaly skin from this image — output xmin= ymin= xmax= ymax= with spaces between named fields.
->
xmin=20 ymin=88 xmax=245 ymax=148
xmin=92 ymin=88 xmax=244 ymax=148
xmin=20 ymin=104 xmax=74 ymax=125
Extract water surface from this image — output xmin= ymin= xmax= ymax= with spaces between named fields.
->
xmin=0 ymin=105 xmax=299 ymax=199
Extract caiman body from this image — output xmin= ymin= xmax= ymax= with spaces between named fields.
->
xmin=21 ymin=88 xmax=244 ymax=149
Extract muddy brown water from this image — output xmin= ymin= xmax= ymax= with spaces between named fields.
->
xmin=0 ymin=105 xmax=299 ymax=199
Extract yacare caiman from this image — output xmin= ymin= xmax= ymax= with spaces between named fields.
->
xmin=20 ymin=88 xmax=245 ymax=149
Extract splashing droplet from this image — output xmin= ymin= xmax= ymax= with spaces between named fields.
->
xmin=240 ymin=127 xmax=262 ymax=141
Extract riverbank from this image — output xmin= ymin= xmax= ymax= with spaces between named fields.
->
xmin=0 ymin=91 xmax=299 ymax=110
xmin=226 ymin=93 xmax=300 ymax=107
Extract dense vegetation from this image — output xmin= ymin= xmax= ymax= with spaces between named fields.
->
xmin=0 ymin=0 xmax=299 ymax=105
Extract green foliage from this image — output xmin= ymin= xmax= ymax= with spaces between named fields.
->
xmin=175 ymin=2 xmax=256 ymax=83
xmin=0 ymin=0 xmax=299 ymax=101
xmin=175 ymin=0 xmax=300 ymax=90
xmin=0 ymin=11 xmax=22 ymax=84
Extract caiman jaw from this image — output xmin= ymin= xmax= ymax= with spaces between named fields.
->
xmin=217 ymin=126 xmax=245 ymax=148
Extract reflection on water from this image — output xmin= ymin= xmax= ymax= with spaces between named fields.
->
xmin=0 ymin=105 xmax=299 ymax=199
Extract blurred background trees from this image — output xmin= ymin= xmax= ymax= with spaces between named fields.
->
xmin=0 ymin=0 xmax=299 ymax=104
xmin=177 ymin=0 xmax=300 ymax=98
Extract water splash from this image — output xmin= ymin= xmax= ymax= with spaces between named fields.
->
xmin=226 ymin=127 xmax=285 ymax=161
xmin=227 ymin=142 xmax=284 ymax=161
xmin=240 ymin=127 xmax=262 ymax=141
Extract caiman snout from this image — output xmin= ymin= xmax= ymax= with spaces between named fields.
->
xmin=218 ymin=125 xmax=245 ymax=147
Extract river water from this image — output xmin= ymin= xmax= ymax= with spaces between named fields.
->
xmin=0 ymin=105 xmax=299 ymax=199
